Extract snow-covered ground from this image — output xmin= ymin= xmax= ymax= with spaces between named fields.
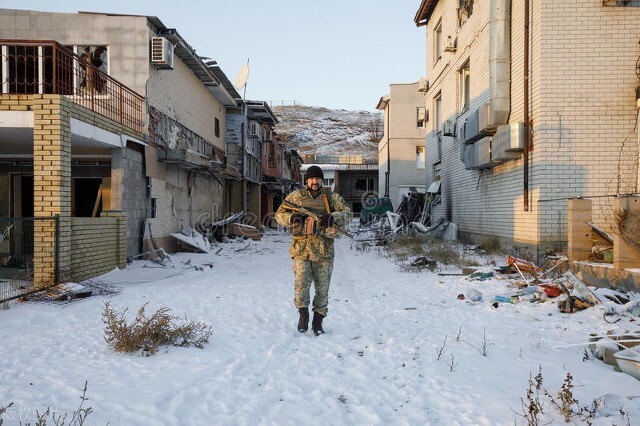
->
xmin=1 ymin=230 xmax=639 ymax=425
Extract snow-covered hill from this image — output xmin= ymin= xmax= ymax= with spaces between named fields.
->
xmin=273 ymin=105 xmax=382 ymax=159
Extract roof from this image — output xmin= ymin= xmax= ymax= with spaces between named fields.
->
xmin=246 ymin=101 xmax=279 ymax=125
xmin=414 ymin=0 xmax=438 ymax=27
xmin=301 ymin=163 xmax=379 ymax=172
xmin=376 ymin=95 xmax=390 ymax=110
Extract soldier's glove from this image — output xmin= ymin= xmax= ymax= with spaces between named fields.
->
xmin=289 ymin=213 xmax=308 ymax=224
xmin=319 ymin=214 xmax=334 ymax=227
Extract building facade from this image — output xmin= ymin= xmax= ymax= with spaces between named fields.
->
xmin=415 ymin=0 xmax=640 ymax=260
xmin=376 ymin=81 xmax=429 ymax=209
xmin=0 ymin=9 xmax=240 ymax=285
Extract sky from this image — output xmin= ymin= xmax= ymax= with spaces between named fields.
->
xmin=0 ymin=0 xmax=426 ymax=112
xmin=1 ymin=226 xmax=640 ymax=425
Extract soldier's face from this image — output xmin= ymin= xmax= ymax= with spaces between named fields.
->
xmin=306 ymin=177 xmax=322 ymax=191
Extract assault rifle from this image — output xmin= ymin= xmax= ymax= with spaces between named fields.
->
xmin=280 ymin=200 xmax=353 ymax=239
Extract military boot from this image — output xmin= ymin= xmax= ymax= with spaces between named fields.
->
xmin=312 ymin=311 xmax=325 ymax=336
xmin=297 ymin=307 xmax=309 ymax=333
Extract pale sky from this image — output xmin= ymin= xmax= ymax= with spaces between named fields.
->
xmin=0 ymin=0 xmax=426 ymax=112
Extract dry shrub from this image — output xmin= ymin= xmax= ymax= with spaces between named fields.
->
xmin=102 ymin=302 xmax=213 ymax=356
xmin=478 ymin=236 xmax=501 ymax=253
xmin=386 ymin=235 xmax=478 ymax=270
xmin=615 ymin=210 xmax=640 ymax=251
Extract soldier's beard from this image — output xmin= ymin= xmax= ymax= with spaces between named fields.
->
xmin=307 ymin=182 xmax=322 ymax=194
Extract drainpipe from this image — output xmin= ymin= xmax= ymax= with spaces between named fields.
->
xmin=386 ymin=102 xmax=390 ymax=198
xmin=523 ymin=0 xmax=530 ymax=211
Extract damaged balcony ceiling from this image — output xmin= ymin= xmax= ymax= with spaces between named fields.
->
xmin=157 ymin=148 xmax=210 ymax=170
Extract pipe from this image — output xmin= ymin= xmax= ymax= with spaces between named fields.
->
xmin=523 ymin=0 xmax=530 ymax=211
xmin=489 ymin=0 xmax=512 ymax=126
xmin=386 ymin=102 xmax=390 ymax=198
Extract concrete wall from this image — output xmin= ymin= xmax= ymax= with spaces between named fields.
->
xmin=421 ymin=0 xmax=640 ymax=259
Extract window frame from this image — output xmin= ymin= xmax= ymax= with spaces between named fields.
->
xmin=434 ymin=19 xmax=443 ymax=63
xmin=416 ymin=146 xmax=426 ymax=169
xmin=459 ymin=60 xmax=470 ymax=113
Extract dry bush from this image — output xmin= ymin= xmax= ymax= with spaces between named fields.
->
xmin=615 ymin=210 xmax=640 ymax=252
xmin=1 ymin=382 xmax=91 ymax=426
xmin=478 ymin=236 xmax=501 ymax=254
xmin=386 ymin=235 xmax=478 ymax=270
xmin=102 ymin=302 xmax=213 ymax=356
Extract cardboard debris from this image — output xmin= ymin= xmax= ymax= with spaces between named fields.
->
xmin=229 ymin=223 xmax=261 ymax=241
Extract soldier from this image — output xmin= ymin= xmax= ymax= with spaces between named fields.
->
xmin=275 ymin=165 xmax=352 ymax=336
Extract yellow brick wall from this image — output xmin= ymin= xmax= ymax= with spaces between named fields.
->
xmin=70 ymin=214 xmax=126 ymax=282
xmin=1 ymin=95 xmax=141 ymax=286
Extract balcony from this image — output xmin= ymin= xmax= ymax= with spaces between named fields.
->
xmin=0 ymin=40 xmax=144 ymax=133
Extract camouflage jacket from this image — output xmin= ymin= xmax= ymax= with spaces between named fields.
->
xmin=275 ymin=188 xmax=352 ymax=261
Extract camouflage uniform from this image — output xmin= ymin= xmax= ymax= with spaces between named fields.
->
xmin=275 ymin=187 xmax=351 ymax=317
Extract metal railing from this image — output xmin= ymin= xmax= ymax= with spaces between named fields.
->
xmin=0 ymin=216 xmax=58 ymax=304
xmin=0 ymin=40 xmax=144 ymax=133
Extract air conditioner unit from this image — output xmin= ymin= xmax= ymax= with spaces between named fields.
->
xmin=418 ymin=77 xmax=429 ymax=92
xmin=444 ymin=35 xmax=457 ymax=53
xmin=492 ymin=122 xmax=524 ymax=162
xmin=151 ymin=37 xmax=174 ymax=69
xmin=442 ymin=119 xmax=455 ymax=136
xmin=473 ymin=137 xmax=497 ymax=169
xmin=463 ymin=108 xmax=481 ymax=143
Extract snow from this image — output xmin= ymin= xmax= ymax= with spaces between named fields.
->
xmin=1 ymin=229 xmax=640 ymax=425
xmin=273 ymin=105 xmax=381 ymax=158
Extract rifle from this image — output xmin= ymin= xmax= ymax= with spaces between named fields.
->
xmin=280 ymin=200 xmax=353 ymax=239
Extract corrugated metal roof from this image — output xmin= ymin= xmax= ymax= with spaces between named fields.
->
xmin=301 ymin=163 xmax=379 ymax=172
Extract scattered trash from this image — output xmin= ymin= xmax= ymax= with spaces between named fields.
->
xmin=613 ymin=347 xmax=640 ymax=380
xmin=468 ymin=271 xmax=494 ymax=281
xmin=495 ymin=295 xmax=519 ymax=304
xmin=410 ymin=256 xmax=437 ymax=271
xmin=466 ymin=289 xmax=482 ymax=302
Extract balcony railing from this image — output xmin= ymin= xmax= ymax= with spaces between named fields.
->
xmin=0 ymin=40 xmax=144 ymax=133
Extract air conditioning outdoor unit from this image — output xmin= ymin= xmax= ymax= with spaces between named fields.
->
xmin=442 ymin=119 xmax=455 ymax=136
xmin=418 ymin=77 xmax=429 ymax=92
xmin=492 ymin=122 xmax=524 ymax=162
xmin=151 ymin=37 xmax=174 ymax=69
xmin=473 ymin=137 xmax=497 ymax=169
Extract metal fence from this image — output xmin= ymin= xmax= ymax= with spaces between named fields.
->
xmin=0 ymin=217 xmax=58 ymax=304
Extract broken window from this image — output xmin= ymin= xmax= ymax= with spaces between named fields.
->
xmin=77 ymin=45 xmax=108 ymax=94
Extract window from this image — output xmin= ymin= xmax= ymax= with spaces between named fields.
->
xmin=434 ymin=20 xmax=443 ymax=62
xmin=459 ymin=61 xmax=470 ymax=112
xmin=214 ymin=117 xmax=220 ymax=138
xmin=249 ymin=122 xmax=259 ymax=136
xmin=433 ymin=163 xmax=441 ymax=182
xmin=354 ymin=178 xmax=375 ymax=192
xmin=77 ymin=45 xmax=108 ymax=94
xmin=417 ymin=107 xmax=427 ymax=128
xmin=416 ymin=146 xmax=426 ymax=169
xmin=434 ymin=92 xmax=442 ymax=132
xmin=323 ymin=178 xmax=335 ymax=189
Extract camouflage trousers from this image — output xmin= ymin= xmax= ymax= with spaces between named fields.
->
xmin=291 ymin=257 xmax=334 ymax=317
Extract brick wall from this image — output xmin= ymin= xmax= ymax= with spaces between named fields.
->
xmin=421 ymin=0 xmax=640 ymax=259
xmin=1 ymin=94 xmax=143 ymax=286
xmin=70 ymin=212 xmax=126 ymax=282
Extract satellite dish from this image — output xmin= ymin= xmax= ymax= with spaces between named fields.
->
xmin=234 ymin=63 xmax=249 ymax=90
